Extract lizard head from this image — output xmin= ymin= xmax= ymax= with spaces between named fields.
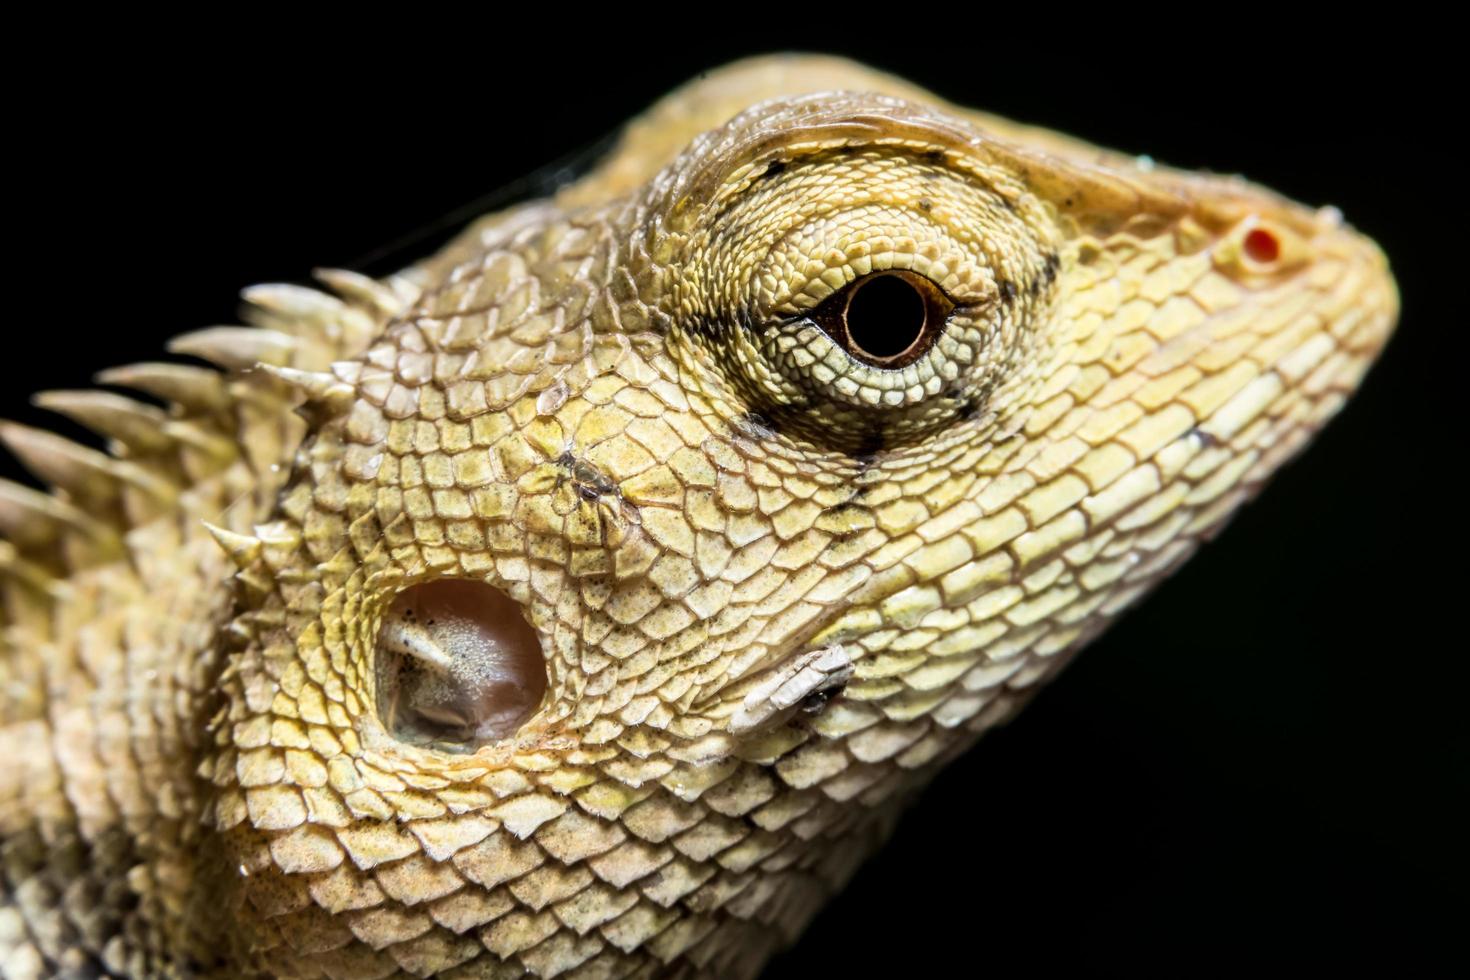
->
xmin=204 ymin=63 xmax=1396 ymax=976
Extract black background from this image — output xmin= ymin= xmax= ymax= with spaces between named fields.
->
xmin=9 ymin=27 xmax=1463 ymax=974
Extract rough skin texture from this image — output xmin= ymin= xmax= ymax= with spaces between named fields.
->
xmin=0 ymin=55 xmax=1397 ymax=978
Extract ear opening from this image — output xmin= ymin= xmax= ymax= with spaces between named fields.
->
xmin=374 ymin=579 xmax=547 ymax=750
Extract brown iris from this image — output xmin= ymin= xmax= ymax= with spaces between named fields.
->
xmin=809 ymin=270 xmax=953 ymax=369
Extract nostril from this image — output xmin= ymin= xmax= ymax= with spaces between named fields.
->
xmin=374 ymin=579 xmax=546 ymax=750
xmin=1244 ymin=226 xmax=1281 ymax=264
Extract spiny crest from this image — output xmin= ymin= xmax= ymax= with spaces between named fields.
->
xmin=31 ymin=390 xmax=173 ymax=454
xmin=0 ymin=421 xmax=176 ymax=519
xmin=93 ymin=363 xmax=231 ymax=413
xmin=0 ymin=478 xmax=121 ymax=573
xmin=202 ymin=522 xmax=262 ymax=571
xmin=254 ymin=365 xmax=357 ymax=419
xmin=0 ymin=271 xmax=411 ymax=594
xmin=201 ymin=519 xmax=314 ymax=611
xmin=310 ymin=268 xmax=418 ymax=320
xmin=167 ymin=327 xmax=301 ymax=371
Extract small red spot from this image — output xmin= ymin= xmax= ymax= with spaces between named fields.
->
xmin=1244 ymin=227 xmax=1280 ymax=264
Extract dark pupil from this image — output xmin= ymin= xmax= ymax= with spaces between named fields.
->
xmin=845 ymin=274 xmax=928 ymax=360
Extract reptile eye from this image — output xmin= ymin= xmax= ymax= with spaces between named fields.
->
xmin=374 ymin=579 xmax=546 ymax=750
xmin=810 ymin=270 xmax=953 ymax=369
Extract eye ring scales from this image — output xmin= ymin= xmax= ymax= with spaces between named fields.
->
xmin=808 ymin=270 xmax=955 ymax=369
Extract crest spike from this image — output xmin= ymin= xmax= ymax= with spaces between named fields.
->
xmin=167 ymin=327 xmax=300 ymax=370
xmin=202 ymin=522 xmax=262 ymax=571
xmin=254 ymin=364 xmax=355 ymax=416
xmin=96 ymin=362 xmax=231 ymax=412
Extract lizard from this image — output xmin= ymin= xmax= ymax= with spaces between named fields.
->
xmin=0 ymin=54 xmax=1397 ymax=979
